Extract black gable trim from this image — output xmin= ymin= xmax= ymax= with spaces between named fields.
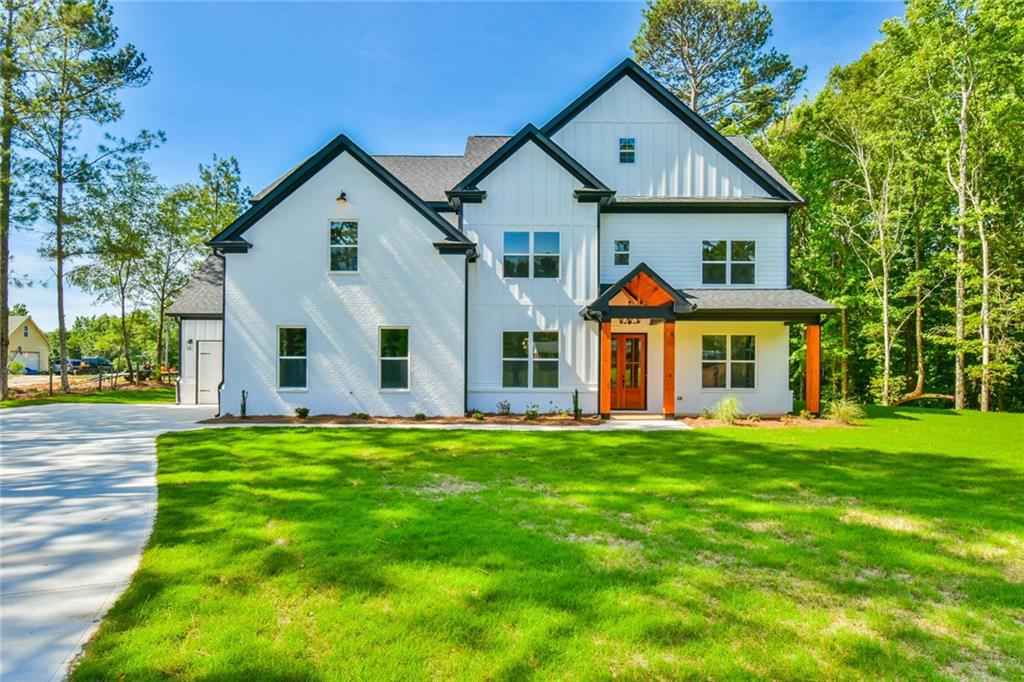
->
xmin=582 ymin=262 xmax=695 ymax=321
xmin=209 ymin=133 xmax=473 ymax=251
xmin=540 ymin=58 xmax=802 ymax=203
xmin=452 ymin=124 xmax=612 ymax=198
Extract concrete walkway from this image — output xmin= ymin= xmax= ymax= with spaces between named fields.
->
xmin=0 ymin=403 xmax=215 ymax=682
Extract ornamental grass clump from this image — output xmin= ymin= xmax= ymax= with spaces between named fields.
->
xmin=826 ymin=398 xmax=866 ymax=425
xmin=713 ymin=394 xmax=743 ymax=425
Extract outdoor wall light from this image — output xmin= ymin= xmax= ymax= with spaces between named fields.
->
xmin=187 ymin=339 xmax=194 ymax=351
xmin=336 ymin=190 xmax=347 ymax=202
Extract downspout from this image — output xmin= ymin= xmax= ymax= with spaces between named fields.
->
xmin=216 ymin=250 xmax=226 ymax=417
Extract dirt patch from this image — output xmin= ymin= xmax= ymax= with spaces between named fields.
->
xmin=203 ymin=413 xmax=604 ymax=426
xmin=841 ymin=509 xmax=931 ymax=534
xmin=5 ymin=378 xmax=167 ymax=401
xmin=410 ymin=474 xmax=487 ymax=499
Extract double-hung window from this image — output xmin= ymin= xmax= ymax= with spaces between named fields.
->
xmin=503 ymin=231 xmax=560 ymax=279
xmin=619 ymin=137 xmax=635 ymax=163
xmin=278 ymin=327 xmax=307 ymax=389
xmin=502 ymin=331 xmax=559 ymax=388
xmin=380 ymin=328 xmax=409 ymax=390
xmin=701 ymin=334 xmax=755 ymax=389
xmin=614 ymin=240 xmax=630 ymax=265
xmin=330 ymin=220 xmax=358 ymax=272
xmin=702 ymin=240 xmax=755 ymax=285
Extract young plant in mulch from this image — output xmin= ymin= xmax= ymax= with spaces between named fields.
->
xmin=294 ymin=407 xmax=310 ymax=419
xmin=713 ymin=394 xmax=743 ymax=425
xmin=825 ymin=399 xmax=866 ymax=425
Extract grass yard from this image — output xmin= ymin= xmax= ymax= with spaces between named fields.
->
xmin=0 ymin=385 xmax=175 ymax=409
xmin=73 ymin=407 xmax=1024 ymax=680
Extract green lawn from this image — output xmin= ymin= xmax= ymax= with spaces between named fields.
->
xmin=0 ymin=385 xmax=175 ymax=409
xmin=73 ymin=407 xmax=1024 ymax=680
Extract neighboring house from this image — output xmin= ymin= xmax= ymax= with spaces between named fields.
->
xmin=167 ymin=256 xmax=223 ymax=405
xmin=7 ymin=315 xmax=49 ymax=373
xmin=172 ymin=58 xmax=835 ymax=418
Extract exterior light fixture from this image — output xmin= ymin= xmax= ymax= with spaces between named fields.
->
xmin=336 ymin=191 xmax=347 ymax=202
xmin=187 ymin=339 xmax=194 ymax=351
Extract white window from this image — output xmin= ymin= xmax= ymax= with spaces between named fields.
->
xmin=701 ymin=335 xmax=755 ymax=389
xmin=502 ymin=331 xmax=559 ymax=388
xmin=278 ymin=327 xmax=307 ymax=389
xmin=330 ymin=220 xmax=358 ymax=272
xmin=502 ymin=231 xmax=560 ymax=279
xmin=380 ymin=328 xmax=409 ymax=390
xmin=619 ymin=137 xmax=635 ymax=164
xmin=614 ymin=240 xmax=630 ymax=266
xmin=23 ymin=325 xmax=29 ymax=338
xmin=702 ymin=240 xmax=755 ymax=285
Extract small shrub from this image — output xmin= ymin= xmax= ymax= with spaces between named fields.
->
xmin=524 ymin=403 xmax=540 ymax=420
xmin=799 ymin=409 xmax=814 ymax=420
xmin=747 ymin=413 xmax=761 ymax=422
xmin=713 ymin=395 xmax=743 ymax=425
xmin=496 ymin=400 xmax=511 ymax=416
xmin=572 ymin=389 xmax=581 ymax=420
xmin=294 ymin=407 xmax=309 ymax=419
xmin=9 ymin=360 xmax=24 ymax=375
xmin=825 ymin=399 xmax=866 ymax=425
xmin=240 ymin=390 xmax=248 ymax=419
xmin=356 ymin=412 xmax=371 ymax=420
xmin=414 ymin=412 xmax=427 ymax=421
xmin=700 ymin=407 xmax=713 ymax=419
xmin=471 ymin=411 xmax=485 ymax=420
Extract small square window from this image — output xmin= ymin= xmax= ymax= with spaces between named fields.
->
xmin=619 ymin=137 xmax=635 ymax=164
xmin=613 ymin=240 xmax=630 ymax=266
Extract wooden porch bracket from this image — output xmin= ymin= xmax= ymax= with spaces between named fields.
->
xmin=806 ymin=323 xmax=821 ymax=414
xmin=600 ymin=321 xmax=611 ymax=418
xmin=663 ymin=322 xmax=675 ymax=418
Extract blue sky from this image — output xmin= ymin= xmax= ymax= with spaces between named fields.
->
xmin=14 ymin=0 xmax=902 ymax=330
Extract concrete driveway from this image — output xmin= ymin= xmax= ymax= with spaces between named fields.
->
xmin=0 ymin=403 xmax=215 ymax=681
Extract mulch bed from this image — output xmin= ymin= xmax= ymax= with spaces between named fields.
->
xmin=682 ymin=416 xmax=847 ymax=428
xmin=202 ymin=413 xmax=606 ymax=426
xmin=6 ymin=378 xmax=167 ymax=400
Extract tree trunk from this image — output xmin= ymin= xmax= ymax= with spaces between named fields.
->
xmin=978 ymin=213 xmax=990 ymax=411
xmin=840 ymin=308 xmax=849 ymax=400
xmin=913 ymin=221 xmax=925 ymax=396
xmin=0 ymin=1 xmax=14 ymax=400
xmin=953 ymin=82 xmax=969 ymax=410
xmin=154 ymin=301 xmax=165 ymax=383
xmin=56 ymin=125 xmax=70 ymax=393
xmin=881 ymin=262 xmax=891 ymax=406
xmin=119 ymin=292 xmax=134 ymax=382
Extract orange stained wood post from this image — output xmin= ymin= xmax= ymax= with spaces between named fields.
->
xmin=663 ymin=321 xmax=676 ymax=417
xmin=600 ymin=321 xmax=612 ymax=417
xmin=806 ymin=323 xmax=821 ymax=414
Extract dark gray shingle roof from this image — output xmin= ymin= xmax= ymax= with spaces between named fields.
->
xmin=252 ymin=135 xmax=511 ymax=204
xmin=726 ymin=135 xmax=801 ymax=200
xmin=167 ymin=256 xmax=223 ymax=317
xmin=679 ymin=288 xmax=835 ymax=312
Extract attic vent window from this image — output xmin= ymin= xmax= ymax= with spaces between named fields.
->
xmin=619 ymin=138 xmax=635 ymax=164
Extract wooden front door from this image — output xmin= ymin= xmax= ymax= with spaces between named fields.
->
xmin=611 ymin=333 xmax=647 ymax=410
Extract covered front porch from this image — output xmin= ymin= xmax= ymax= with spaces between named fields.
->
xmin=582 ymin=263 xmax=836 ymax=419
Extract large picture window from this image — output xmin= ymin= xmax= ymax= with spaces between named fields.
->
xmin=330 ymin=220 xmax=358 ymax=272
xmin=503 ymin=231 xmax=560 ymax=279
xmin=502 ymin=331 xmax=559 ymax=388
xmin=278 ymin=327 xmax=307 ymax=389
xmin=702 ymin=334 xmax=755 ymax=389
xmin=380 ymin=328 xmax=409 ymax=390
xmin=702 ymin=240 xmax=755 ymax=285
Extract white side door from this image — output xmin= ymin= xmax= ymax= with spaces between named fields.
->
xmin=196 ymin=341 xmax=223 ymax=405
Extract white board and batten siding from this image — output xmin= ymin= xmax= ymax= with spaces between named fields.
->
xmin=222 ymin=150 xmax=465 ymax=417
xmin=178 ymin=318 xmax=223 ymax=405
xmin=551 ymin=76 xmax=770 ymax=199
xmin=463 ymin=141 xmax=600 ymax=414
xmin=600 ymin=212 xmax=787 ymax=288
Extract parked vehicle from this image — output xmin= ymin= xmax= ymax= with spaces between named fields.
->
xmin=52 ymin=359 xmax=84 ymax=374
xmin=81 ymin=357 xmax=115 ymax=374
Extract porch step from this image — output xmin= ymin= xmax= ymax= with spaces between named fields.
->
xmin=608 ymin=413 xmax=672 ymax=421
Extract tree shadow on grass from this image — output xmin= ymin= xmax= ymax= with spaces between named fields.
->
xmin=73 ymin=426 xmax=1024 ymax=681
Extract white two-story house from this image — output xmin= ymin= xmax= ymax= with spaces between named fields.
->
xmin=170 ymin=59 xmax=834 ymax=417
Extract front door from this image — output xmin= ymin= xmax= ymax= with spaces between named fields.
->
xmin=610 ymin=333 xmax=646 ymax=410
